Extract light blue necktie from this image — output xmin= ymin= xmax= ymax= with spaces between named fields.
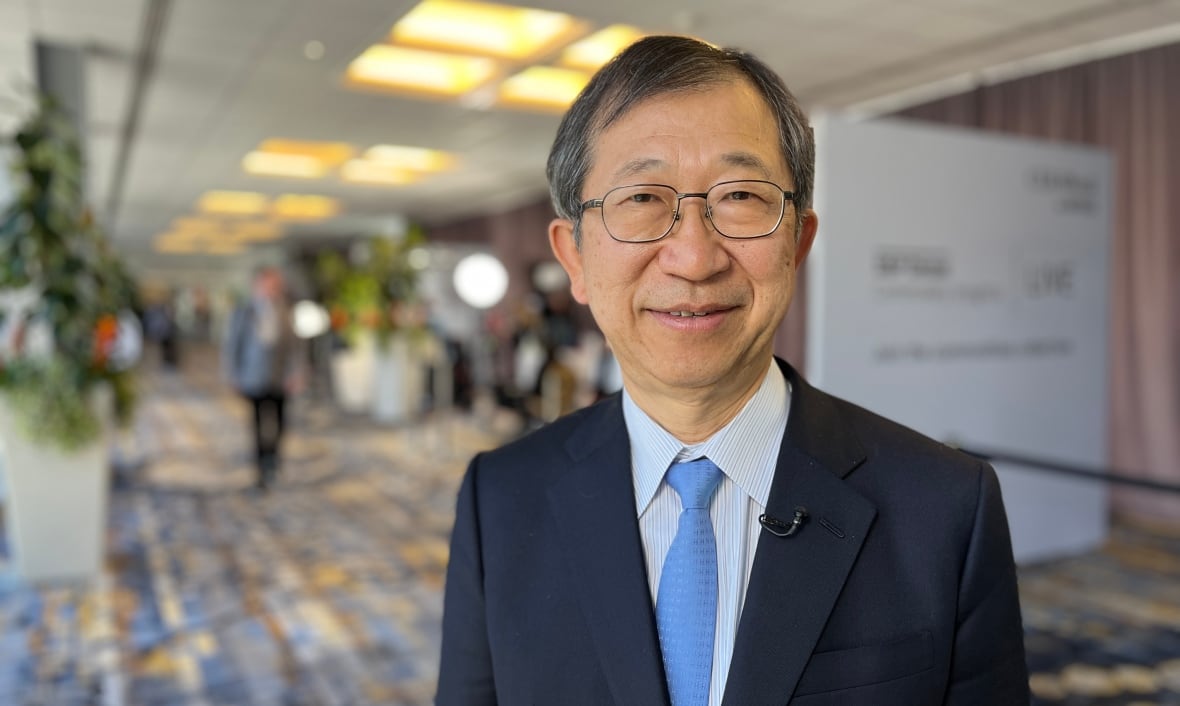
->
xmin=656 ymin=458 xmax=723 ymax=706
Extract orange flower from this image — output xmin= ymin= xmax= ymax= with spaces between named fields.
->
xmin=92 ymin=314 xmax=119 ymax=365
xmin=329 ymin=307 xmax=350 ymax=330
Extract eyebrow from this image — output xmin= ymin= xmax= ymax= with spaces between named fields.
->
xmin=611 ymin=158 xmax=666 ymax=182
xmin=609 ymin=151 xmax=776 ymax=183
xmin=720 ymin=151 xmax=774 ymax=179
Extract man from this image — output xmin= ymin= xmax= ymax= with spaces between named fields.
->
xmin=438 ymin=36 xmax=1029 ymax=705
xmin=223 ymin=266 xmax=302 ymax=489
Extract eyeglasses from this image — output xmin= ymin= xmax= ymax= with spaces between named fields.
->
xmin=580 ymin=180 xmax=796 ymax=243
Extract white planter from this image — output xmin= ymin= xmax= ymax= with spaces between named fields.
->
xmin=0 ymin=387 xmax=112 ymax=583
xmin=372 ymin=335 xmax=424 ymax=424
xmin=330 ymin=331 xmax=376 ymax=413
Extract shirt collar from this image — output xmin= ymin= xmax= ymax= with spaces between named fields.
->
xmin=625 ymin=360 xmax=790 ymax=515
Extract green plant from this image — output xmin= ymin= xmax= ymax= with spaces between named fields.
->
xmin=0 ymin=96 xmax=139 ymax=451
xmin=315 ymin=226 xmax=426 ymax=348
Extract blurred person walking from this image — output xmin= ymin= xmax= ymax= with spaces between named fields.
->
xmin=223 ymin=266 xmax=303 ymax=489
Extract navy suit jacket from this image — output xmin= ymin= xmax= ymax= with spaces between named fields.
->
xmin=438 ymin=361 xmax=1030 ymax=705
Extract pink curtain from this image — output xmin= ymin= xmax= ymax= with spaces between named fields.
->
xmin=895 ymin=42 xmax=1180 ymax=523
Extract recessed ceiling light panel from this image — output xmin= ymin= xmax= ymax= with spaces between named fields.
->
xmin=393 ymin=0 xmax=585 ymax=61
xmin=341 ymin=159 xmax=422 ymax=186
xmin=364 ymin=144 xmax=455 ymax=172
xmin=497 ymin=65 xmax=591 ymax=111
xmin=197 ymin=191 xmax=269 ymax=216
xmin=560 ymin=25 xmax=645 ymax=70
xmin=243 ymin=151 xmax=328 ymax=179
xmin=346 ymin=45 xmax=500 ymax=97
xmin=271 ymin=194 xmax=341 ymax=221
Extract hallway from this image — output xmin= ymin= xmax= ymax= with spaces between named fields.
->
xmin=0 ymin=349 xmax=505 ymax=705
xmin=0 ymin=351 xmax=1177 ymax=704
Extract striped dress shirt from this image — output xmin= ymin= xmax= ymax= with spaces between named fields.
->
xmin=624 ymin=361 xmax=791 ymax=706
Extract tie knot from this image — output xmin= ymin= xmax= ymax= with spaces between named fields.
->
xmin=666 ymin=458 xmax=722 ymax=510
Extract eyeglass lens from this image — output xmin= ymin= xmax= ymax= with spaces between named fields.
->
xmin=601 ymin=181 xmax=784 ymax=241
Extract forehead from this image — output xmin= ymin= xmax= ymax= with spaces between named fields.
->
xmin=587 ymin=79 xmax=788 ymax=184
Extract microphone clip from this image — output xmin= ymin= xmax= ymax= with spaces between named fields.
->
xmin=759 ymin=507 xmax=809 ymax=538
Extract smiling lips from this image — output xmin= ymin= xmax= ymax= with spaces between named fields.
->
xmin=650 ymin=305 xmax=736 ymax=322
xmin=654 ymin=304 xmax=734 ymax=316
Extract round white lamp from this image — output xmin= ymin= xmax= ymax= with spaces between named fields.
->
xmin=453 ymin=253 xmax=509 ymax=309
xmin=292 ymin=300 xmax=331 ymax=339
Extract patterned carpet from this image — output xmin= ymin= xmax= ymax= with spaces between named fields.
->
xmin=0 ymin=350 xmax=1176 ymax=705
xmin=1020 ymin=525 xmax=1180 ymax=705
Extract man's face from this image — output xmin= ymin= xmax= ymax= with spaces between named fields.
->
xmin=256 ymin=270 xmax=282 ymax=299
xmin=549 ymin=79 xmax=817 ymax=402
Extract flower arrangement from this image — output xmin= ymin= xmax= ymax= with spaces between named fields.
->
xmin=314 ymin=227 xmax=426 ymax=349
xmin=0 ymin=97 xmax=139 ymax=451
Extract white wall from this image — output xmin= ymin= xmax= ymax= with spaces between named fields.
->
xmin=807 ymin=116 xmax=1111 ymax=563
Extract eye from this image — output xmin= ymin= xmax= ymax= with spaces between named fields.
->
xmin=629 ymin=192 xmax=658 ymax=204
xmin=726 ymin=190 xmax=753 ymax=201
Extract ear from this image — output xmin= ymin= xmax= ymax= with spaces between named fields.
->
xmin=549 ymin=218 xmax=589 ymax=305
xmin=793 ymin=209 xmax=818 ymax=271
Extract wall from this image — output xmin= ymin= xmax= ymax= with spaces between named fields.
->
xmin=893 ymin=40 xmax=1180 ymax=523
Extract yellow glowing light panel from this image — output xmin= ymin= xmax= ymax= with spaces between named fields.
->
xmin=243 ymin=140 xmax=356 ymax=179
xmin=363 ymin=144 xmax=455 ymax=172
xmin=258 ymin=139 xmax=355 ymax=166
xmin=346 ymin=45 xmax=499 ymax=97
xmin=272 ymin=194 xmax=341 ymax=221
xmin=560 ymin=25 xmax=644 ymax=71
xmin=341 ymin=160 xmax=421 ymax=186
xmin=392 ymin=0 xmax=583 ymax=61
xmin=197 ymin=191 xmax=269 ymax=216
xmin=233 ymin=221 xmax=284 ymax=241
xmin=498 ymin=66 xmax=590 ymax=111
xmin=170 ymin=216 xmax=224 ymax=233
xmin=242 ymin=151 xmax=327 ymax=179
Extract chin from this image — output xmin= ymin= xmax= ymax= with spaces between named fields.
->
xmin=652 ymin=362 xmax=732 ymax=391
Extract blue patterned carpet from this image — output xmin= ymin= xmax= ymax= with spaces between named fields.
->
xmin=0 ymin=350 xmax=1176 ymax=705
xmin=1021 ymin=525 xmax=1180 ymax=704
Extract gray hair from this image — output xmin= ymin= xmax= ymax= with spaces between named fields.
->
xmin=546 ymin=35 xmax=814 ymax=247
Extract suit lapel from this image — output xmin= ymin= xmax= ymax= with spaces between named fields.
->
xmin=546 ymin=397 xmax=670 ymax=706
xmin=722 ymin=363 xmax=878 ymax=706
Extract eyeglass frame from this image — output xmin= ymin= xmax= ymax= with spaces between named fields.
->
xmin=579 ymin=179 xmax=797 ymax=244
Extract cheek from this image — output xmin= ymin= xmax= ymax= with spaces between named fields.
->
xmin=745 ymin=244 xmax=797 ymax=304
xmin=583 ymin=247 xmax=647 ymax=295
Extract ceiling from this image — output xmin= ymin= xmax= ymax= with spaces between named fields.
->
xmin=3 ymin=0 xmax=1180 ymax=277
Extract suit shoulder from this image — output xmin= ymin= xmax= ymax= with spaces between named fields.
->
xmin=811 ymin=386 xmax=986 ymax=488
xmin=834 ymin=392 xmax=974 ymax=460
xmin=470 ymin=394 xmax=622 ymax=481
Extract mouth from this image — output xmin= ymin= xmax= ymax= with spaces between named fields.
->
xmin=650 ymin=305 xmax=736 ymax=318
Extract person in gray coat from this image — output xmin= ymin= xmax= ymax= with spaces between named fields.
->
xmin=223 ymin=266 xmax=303 ymax=489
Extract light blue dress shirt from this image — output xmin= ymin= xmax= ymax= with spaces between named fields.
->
xmin=624 ymin=361 xmax=791 ymax=706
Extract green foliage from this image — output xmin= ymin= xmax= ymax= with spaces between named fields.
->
xmin=0 ymin=96 xmax=139 ymax=450
xmin=314 ymin=225 xmax=426 ymax=348
xmin=2 ymin=358 xmax=99 ymax=452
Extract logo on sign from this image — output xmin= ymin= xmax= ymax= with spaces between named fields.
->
xmin=1024 ymin=261 xmax=1074 ymax=298
xmin=875 ymin=247 xmax=950 ymax=279
xmin=1028 ymin=167 xmax=1098 ymax=215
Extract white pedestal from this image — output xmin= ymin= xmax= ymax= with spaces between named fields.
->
xmin=372 ymin=335 xmax=424 ymax=424
xmin=0 ymin=389 xmax=111 ymax=583
xmin=330 ymin=332 xmax=376 ymax=414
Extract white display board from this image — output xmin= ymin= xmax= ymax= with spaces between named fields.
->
xmin=807 ymin=116 xmax=1111 ymax=563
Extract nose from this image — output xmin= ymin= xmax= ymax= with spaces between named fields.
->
xmin=658 ymin=196 xmax=730 ymax=281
